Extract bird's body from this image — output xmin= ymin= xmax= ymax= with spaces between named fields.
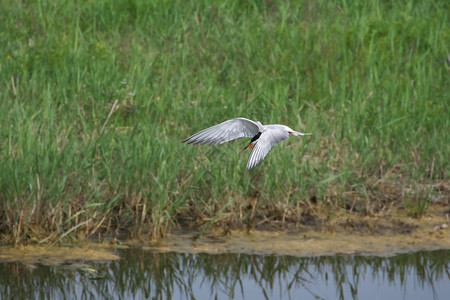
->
xmin=182 ymin=117 xmax=311 ymax=169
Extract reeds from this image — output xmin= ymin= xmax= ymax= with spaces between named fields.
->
xmin=1 ymin=0 xmax=448 ymax=244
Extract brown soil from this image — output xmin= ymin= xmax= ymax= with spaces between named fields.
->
xmin=0 ymin=206 xmax=448 ymax=263
xmin=135 ymin=205 xmax=450 ymax=257
xmin=0 ymin=244 xmax=119 ymax=265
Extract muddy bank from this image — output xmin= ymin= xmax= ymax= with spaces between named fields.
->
xmin=138 ymin=206 xmax=449 ymax=257
xmin=145 ymin=225 xmax=449 ymax=257
xmin=0 ymin=244 xmax=119 ymax=265
xmin=0 ymin=206 xmax=448 ymax=263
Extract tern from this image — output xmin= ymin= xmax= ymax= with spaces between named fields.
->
xmin=182 ymin=117 xmax=311 ymax=169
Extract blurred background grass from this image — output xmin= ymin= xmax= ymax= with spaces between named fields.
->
xmin=0 ymin=0 xmax=448 ymax=244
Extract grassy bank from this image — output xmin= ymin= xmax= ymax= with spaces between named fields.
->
xmin=1 ymin=0 xmax=449 ymax=245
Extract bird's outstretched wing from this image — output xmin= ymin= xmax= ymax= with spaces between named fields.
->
xmin=182 ymin=118 xmax=261 ymax=145
xmin=246 ymin=129 xmax=289 ymax=169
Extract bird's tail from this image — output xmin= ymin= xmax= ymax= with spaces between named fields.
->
xmin=292 ymin=131 xmax=312 ymax=136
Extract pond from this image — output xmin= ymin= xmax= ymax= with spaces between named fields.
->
xmin=1 ymin=247 xmax=448 ymax=300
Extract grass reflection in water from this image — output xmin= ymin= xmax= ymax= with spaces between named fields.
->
xmin=1 ymin=249 xmax=448 ymax=299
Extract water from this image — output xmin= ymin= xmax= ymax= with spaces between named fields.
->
xmin=1 ymin=248 xmax=448 ymax=300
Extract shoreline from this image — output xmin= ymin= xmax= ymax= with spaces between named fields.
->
xmin=1 ymin=205 xmax=448 ymax=263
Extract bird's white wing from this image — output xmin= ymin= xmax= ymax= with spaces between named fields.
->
xmin=246 ymin=129 xmax=289 ymax=169
xmin=182 ymin=118 xmax=261 ymax=145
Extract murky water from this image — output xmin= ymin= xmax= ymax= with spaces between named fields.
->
xmin=1 ymin=248 xmax=448 ymax=300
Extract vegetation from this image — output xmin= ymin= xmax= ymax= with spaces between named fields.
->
xmin=1 ymin=0 xmax=448 ymax=245
xmin=401 ymin=185 xmax=435 ymax=218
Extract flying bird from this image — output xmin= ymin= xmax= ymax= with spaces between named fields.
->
xmin=182 ymin=117 xmax=311 ymax=169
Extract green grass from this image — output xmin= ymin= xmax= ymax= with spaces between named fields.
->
xmin=1 ymin=0 xmax=449 ymax=244
xmin=401 ymin=185 xmax=434 ymax=218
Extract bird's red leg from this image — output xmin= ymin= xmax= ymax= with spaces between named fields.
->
xmin=243 ymin=142 xmax=253 ymax=150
